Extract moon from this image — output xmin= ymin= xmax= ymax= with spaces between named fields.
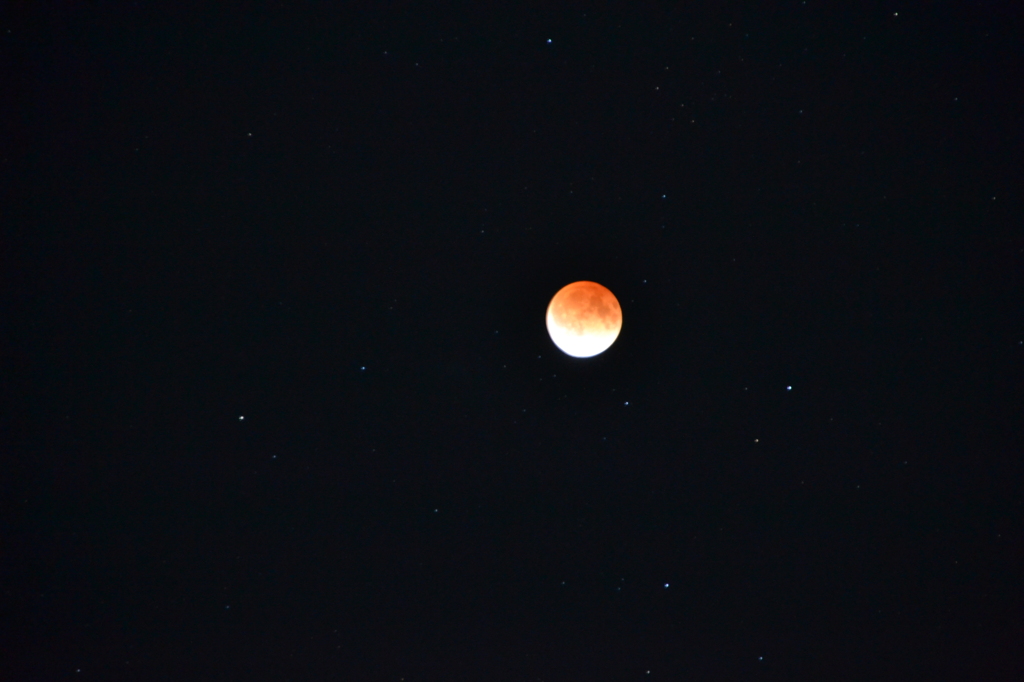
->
xmin=546 ymin=281 xmax=623 ymax=358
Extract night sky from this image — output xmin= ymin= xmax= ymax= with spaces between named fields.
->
xmin=6 ymin=3 xmax=1023 ymax=680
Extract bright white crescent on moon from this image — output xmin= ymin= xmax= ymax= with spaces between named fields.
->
xmin=546 ymin=281 xmax=622 ymax=358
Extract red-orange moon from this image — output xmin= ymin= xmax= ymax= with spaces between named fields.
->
xmin=546 ymin=281 xmax=622 ymax=358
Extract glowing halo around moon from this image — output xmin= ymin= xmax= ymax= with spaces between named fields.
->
xmin=546 ymin=281 xmax=622 ymax=358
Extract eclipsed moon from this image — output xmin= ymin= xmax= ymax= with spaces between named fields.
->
xmin=546 ymin=281 xmax=622 ymax=358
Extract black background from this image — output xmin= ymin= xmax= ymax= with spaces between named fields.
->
xmin=5 ymin=2 xmax=1022 ymax=679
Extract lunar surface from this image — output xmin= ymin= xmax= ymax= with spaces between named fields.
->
xmin=546 ymin=281 xmax=622 ymax=358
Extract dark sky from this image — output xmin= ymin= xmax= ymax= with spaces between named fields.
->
xmin=5 ymin=3 xmax=1022 ymax=680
